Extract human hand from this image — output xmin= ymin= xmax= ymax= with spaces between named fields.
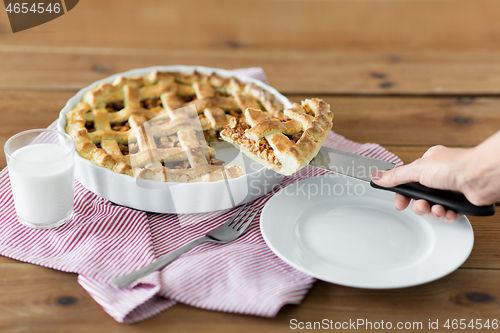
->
xmin=371 ymin=131 xmax=500 ymax=222
xmin=371 ymin=145 xmax=468 ymax=222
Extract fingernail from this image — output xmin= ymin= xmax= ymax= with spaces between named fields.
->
xmin=371 ymin=170 xmax=384 ymax=180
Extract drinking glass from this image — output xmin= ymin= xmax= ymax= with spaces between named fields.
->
xmin=4 ymin=129 xmax=75 ymax=229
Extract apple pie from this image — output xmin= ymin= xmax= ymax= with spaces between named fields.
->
xmin=220 ymin=99 xmax=333 ymax=175
xmin=64 ymin=70 xmax=284 ymax=182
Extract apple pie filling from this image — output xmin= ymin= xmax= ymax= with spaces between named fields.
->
xmin=221 ymin=117 xmax=282 ymax=167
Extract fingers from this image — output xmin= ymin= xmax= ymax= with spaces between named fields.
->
xmin=408 ymin=200 xmax=461 ymax=222
xmin=412 ymin=199 xmax=431 ymax=216
xmin=394 ymin=193 xmax=411 ymax=211
xmin=429 ymin=204 xmax=446 ymax=220
xmin=444 ymin=210 xmax=461 ymax=223
xmin=422 ymin=145 xmax=445 ymax=158
xmin=371 ymin=163 xmax=421 ymax=188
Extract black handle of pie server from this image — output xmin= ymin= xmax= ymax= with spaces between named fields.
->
xmin=369 ymin=181 xmax=496 ymax=216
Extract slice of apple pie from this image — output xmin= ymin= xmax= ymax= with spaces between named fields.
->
xmin=220 ymin=98 xmax=333 ymax=175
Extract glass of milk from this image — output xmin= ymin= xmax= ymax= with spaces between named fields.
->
xmin=4 ymin=129 xmax=76 ymax=229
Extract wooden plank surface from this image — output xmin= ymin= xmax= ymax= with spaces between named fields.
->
xmin=5 ymin=48 xmax=500 ymax=94
xmin=295 ymin=95 xmax=500 ymax=146
xmin=1 ymin=263 xmax=500 ymax=332
xmin=1 ymin=0 xmax=500 ymax=51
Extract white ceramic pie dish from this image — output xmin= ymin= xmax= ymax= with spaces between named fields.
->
xmin=57 ymin=65 xmax=290 ymax=214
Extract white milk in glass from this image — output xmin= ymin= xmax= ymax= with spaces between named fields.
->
xmin=9 ymin=143 xmax=74 ymax=228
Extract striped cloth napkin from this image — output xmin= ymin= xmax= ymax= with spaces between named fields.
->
xmin=0 ymin=68 xmax=402 ymax=323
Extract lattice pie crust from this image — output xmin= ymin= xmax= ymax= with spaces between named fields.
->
xmin=220 ymin=99 xmax=333 ymax=175
xmin=65 ymin=70 xmax=284 ymax=182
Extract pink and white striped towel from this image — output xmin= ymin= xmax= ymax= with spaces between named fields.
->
xmin=0 ymin=68 xmax=402 ymax=323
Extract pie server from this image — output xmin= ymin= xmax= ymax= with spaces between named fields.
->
xmin=309 ymin=146 xmax=496 ymax=216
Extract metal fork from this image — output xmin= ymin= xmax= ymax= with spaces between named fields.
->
xmin=111 ymin=204 xmax=258 ymax=289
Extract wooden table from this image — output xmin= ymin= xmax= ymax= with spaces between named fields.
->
xmin=1 ymin=0 xmax=500 ymax=331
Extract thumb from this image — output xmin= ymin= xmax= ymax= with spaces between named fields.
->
xmin=371 ymin=163 xmax=421 ymax=188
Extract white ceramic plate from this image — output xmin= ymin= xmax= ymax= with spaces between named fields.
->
xmin=57 ymin=66 xmax=289 ymax=214
xmin=260 ymin=174 xmax=474 ymax=289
